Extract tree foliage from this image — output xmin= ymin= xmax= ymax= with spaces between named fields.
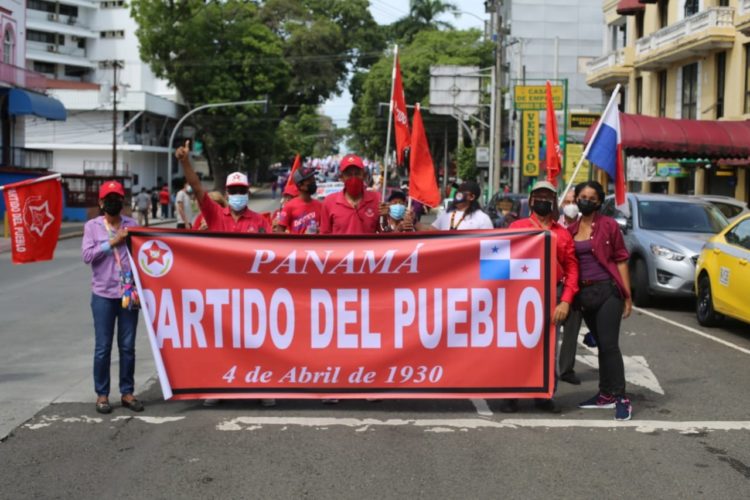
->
xmin=388 ymin=0 xmax=458 ymax=44
xmin=131 ymin=0 xmax=383 ymax=186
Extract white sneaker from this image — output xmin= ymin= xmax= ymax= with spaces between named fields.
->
xmin=202 ymin=399 xmax=220 ymax=407
xmin=260 ymin=398 xmax=276 ymax=407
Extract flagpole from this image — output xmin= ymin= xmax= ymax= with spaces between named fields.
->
xmin=0 ymin=173 xmax=62 ymax=192
xmin=382 ymin=45 xmax=398 ymax=199
xmin=558 ymin=84 xmax=621 ymax=204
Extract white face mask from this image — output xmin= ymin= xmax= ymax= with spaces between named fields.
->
xmin=562 ymin=203 xmax=580 ymax=219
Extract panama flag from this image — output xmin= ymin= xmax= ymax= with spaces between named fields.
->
xmin=586 ymin=88 xmax=627 ymax=212
xmin=479 ymin=240 xmax=540 ymax=281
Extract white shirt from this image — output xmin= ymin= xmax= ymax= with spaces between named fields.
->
xmin=432 ymin=209 xmax=494 ymax=231
xmin=175 ymin=189 xmax=196 ymax=224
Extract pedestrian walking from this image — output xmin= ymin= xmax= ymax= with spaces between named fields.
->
xmin=501 ymin=181 xmax=579 ymax=414
xmin=150 ymin=187 xmax=159 ymax=220
xmin=175 ymin=181 xmax=196 ymax=229
xmin=159 ymin=185 xmax=170 ymax=219
xmin=133 ymin=187 xmax=151 ymax=227
xmin=568 ymin=181 xmax=633 ymax=421
xmin=81 ymin=180 xmax=144 ymax=415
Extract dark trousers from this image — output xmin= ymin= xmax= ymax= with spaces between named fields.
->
xmin=160 ymin=204 xmax=168 ymax=219
xmin=91 ymin=293 xmax=139 ymax=397
xmin=558 ymin=308 xmax=583 ymax=376
xmin=151 ymin=201 xmax=158 ymax=219
xmin=581 ymin=291 xmax=626 ymax=397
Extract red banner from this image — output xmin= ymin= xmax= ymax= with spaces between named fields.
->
xmin=128 ymin=229 xmax=556 ymax=400
xmin=545 ymin=81 xmax=561 ymax=186
xmin=2 ymin=175 xmax=62 ymax=264
xmin=409 ymin=103 xmax=441 ymax=208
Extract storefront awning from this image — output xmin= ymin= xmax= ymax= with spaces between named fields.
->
xmin=584 ymin=113 xmax=750 ymax=159
xmin=4 ymin=89 xmax=67 ymax=121
xmin=617 ymin=0 xmax=645 ymax=16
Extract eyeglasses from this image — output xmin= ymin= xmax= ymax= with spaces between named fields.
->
xmin=226 ymin=187 xmax=247 ymax=195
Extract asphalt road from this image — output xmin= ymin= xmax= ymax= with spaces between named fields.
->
xmin=1 ymin=191 xmax=749 ymax=499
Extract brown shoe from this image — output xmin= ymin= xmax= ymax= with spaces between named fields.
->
xmin=121 ymin=394 xmax=144 ymax=412
xmin=95 ymin=397 xmax=112 ymax=414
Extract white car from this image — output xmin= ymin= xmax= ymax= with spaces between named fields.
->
xmin=697 ymin=195 xmax=749 ymax=222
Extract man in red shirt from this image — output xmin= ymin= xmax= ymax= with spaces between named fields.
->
xmin=320 ymin=154 xmax=381 ymax=234
xmin=275 ymin=166 xmax=322 ymax=234
xmin=175 ymin=140 xmax=270 ymax=234
xmin=502 ymin=180 xmax=579 ymax=414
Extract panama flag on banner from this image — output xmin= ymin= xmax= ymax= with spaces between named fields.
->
xmin=1 ymin=174 xmax=63 ymax=264
xmin=586 ymin=88 xmax=627 ymax=212
xmin=392 ymin=53 xmax=410 ymax=166
xmin=479 ymin=240 xmax=540 ymax=281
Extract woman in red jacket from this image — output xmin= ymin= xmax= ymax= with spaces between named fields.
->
xmin=567 ymin=181 xmax=633 ymax=421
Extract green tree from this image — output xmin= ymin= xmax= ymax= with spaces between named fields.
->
xmin=388 ymin=0 xmax=458 ymax=44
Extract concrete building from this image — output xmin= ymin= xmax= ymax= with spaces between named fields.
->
xmin=587 ymin=0 xmax=750 ymax=202
xmin=22 ymin=0 xmax=181 ymax=198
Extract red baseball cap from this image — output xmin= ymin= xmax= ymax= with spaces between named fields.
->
xmin=225 ymin=171 xmax=249 ymax=188
xmin=99 ymin=180 xmax=125 ymax=199
xmin=339 ymin=154 xmax=364 ymax=172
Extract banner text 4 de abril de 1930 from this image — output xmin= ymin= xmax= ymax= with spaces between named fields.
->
xmin=128 ymin=229 xmax=557 ymax=400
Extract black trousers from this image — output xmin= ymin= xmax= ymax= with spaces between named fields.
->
xmin=580 ymin=288 xmax=626 ymax=397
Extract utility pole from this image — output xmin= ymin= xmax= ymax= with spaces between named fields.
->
xmin=488 ymin=0 xmax=504 ymax=196
xmin=106 ymin=60 xmax=123 ymax=177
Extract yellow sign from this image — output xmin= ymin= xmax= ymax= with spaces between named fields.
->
xmin=523 ymin=111 xmax=540 ymax=177
xmin=570 ymin=112 xmax=600 ymax=130
xmin=514 ymin=85 xmax=564 ymax=110
xmin=563 ymin=143 xmax=590 ymax=184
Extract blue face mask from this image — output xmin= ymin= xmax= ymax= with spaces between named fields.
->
xmin=228 ymin=194 xmax=248 ymax=211
xmin=389 ymin=203 xmax=406 ymax=220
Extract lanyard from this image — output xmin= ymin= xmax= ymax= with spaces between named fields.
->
xmin=103 ymin=219 xmax=123 ymax=272
xmin=449 ymin=210 xmax=467 ymax=230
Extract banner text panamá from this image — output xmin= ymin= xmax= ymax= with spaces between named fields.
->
xmin=128 ymin=229 xmax=557 ymax=400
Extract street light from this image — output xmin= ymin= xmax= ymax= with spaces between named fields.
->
xmin=166 ymin=99 xmax=268 ymax=192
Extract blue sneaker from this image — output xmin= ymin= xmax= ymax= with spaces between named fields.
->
xmin=615 ymin=397 xmax=632 ymax=421
xmin=582 ymin=332 xmax=597 ymax=348
xmin=578 ymin=392 xmax=616 ymax=409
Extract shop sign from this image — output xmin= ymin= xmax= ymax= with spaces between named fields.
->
xmin=523 ymin=111 xmax=540 ymax=177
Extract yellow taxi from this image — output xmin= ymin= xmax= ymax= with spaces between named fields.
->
xmin=695 ymin=213 xmax=750 ymax=326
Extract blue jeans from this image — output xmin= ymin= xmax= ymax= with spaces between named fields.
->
xmin=91 ymin=293 xmax=139 ymax=397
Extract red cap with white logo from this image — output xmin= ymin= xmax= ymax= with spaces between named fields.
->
xmin=339 ymin=154 xmax=364 ymax=172
xmin=99 ymin=180 xmax=125 ymax=199
xmin=225 ymin=171 xmax=249 ymax=187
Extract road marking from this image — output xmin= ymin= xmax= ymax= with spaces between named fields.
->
xmin=470 ymin=399 xmax=493 ymax=417
xmin=216 ymin=416 xmax=750 ymax=434
xmin=633 ymin=306 xmax=750 ymax=356
xmin=22 ymin=414 xmax=185 ymax=430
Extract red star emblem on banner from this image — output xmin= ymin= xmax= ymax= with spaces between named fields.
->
xmin=27 ymin=201 xmax=55 ymax=237
xmin=144 ymin=242 xmax=167 ymax=266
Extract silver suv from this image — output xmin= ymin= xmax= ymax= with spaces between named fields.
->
xmin=601 ymin=193 xmax=728 ymax=307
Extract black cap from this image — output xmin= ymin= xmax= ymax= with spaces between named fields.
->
xmin=293 ymin=166 xmax=316 ymax=185
xmin=388 ymin=190 xmax=407 ymax=202
xmin=458 ymin=180 xmax=481 ymax=199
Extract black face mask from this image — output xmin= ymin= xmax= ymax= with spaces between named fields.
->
xmin=102 ymin=198 xmax=123 ymax=215
xmin=306 ymin=181 xmax=318 ymax=194
xmin=577 ymin=199 xmax=599 ymax=216
xmin=531 ymin=199 xmax=553 ymax=217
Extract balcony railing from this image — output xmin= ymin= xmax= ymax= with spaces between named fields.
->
xmin=1 ymin=147 xmax=53 ymax=170
xmin=588 ymin=48 xmax=627 ymax=74
xmin=741 ymin=0 xmax=750 ymax=15
xmin=636 ymin=7 xmax=735 ymax=58
xmin=0 ymin=61 xmax=47 ymax=91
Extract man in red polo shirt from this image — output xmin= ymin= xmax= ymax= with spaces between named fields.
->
xmin=175 ymin=140 xmax=271 ymax=233
xmin=502 ymin=180 xmax=579 ymax=414
xmin=275 ymin=166 xmax=322 ymax=234
xmin=320 ymin=154 xmax=381 ymax=234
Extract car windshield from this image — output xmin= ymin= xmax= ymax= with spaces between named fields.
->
xmin=638 ymin=200 xmax=729 ymax=233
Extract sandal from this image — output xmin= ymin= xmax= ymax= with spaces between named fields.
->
xmin=95 ymin=399 xmax=112 ymax=414
xmin=121 ymin=395 xmax=144 ymax=412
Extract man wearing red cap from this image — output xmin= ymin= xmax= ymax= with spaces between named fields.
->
xmin=175 ymin=141 xmax=270 ymax=233
xmin=320 ymin=154 xmax=381 ymax=234
xmin=82 ymin=180 xmax=144 ymax=414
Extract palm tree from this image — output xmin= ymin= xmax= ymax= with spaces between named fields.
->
xmin=389 ymin=0 xmax=458 ymax=43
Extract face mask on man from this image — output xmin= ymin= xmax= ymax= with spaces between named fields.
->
xmin=102 ymin=197 xmax=123 ymax=215
xmin=228 ymin=194 xmax=248 ymax=211
xmin=186 ymin=186 xmax=193 ymax=194
xmin=305 ymin=181 xmax=318 ymax=195
xmin=577 ymin=199 xmax=599 ymax=216
xmin=562 ymin=203 xmax=580 ymax=219
xmin=344 ymin=177 xmax=364 ymax=198
xmin=389 ymin=203 xmax=406 ymax=220
xmin=531 ymin=199 xmax=553 ymax=217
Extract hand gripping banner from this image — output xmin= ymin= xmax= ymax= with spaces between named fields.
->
xmin=128 ymin=229 xmax=557 ymax=400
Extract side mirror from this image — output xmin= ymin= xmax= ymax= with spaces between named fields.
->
xmin=614 ymin=216 xmax=628 ymax=234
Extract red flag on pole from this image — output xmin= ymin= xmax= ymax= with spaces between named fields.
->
xmin=393 ymin=55 xmax=410 ymax=166
xmin=409 ymin=103 xmax=441 ymax=208
xmin=1 ymin=174 xmax=63 ymax=264
xmin=545 ymin=81 xmax=561 ymax=186
xmin=284 ymin=154 xmax=301 ymax=191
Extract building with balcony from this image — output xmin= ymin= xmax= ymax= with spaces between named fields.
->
xmin=587 ymin=0 xmax=750 ymax=203
xmin=22 ymin=0 xmax=182 ymax=198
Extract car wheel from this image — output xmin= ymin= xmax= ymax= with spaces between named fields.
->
xmin=631 ymin=258 xmax=651 ymax=307
xmin=696 ymin=274 xmax=723 ymax=327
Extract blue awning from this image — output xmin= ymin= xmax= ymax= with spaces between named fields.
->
xmin=5 ymin=89 xmax=67 ymax=121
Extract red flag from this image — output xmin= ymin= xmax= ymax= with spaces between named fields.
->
xmin=409 ymin=103 xmax=441 ymax=208
xmin=393 ymin=55 xmax=410 ymax=166
xmin=545 ymin=81 xmax=561 ymax=186
xmin=284 ymin=154 xmax=301 ymax=191
xmin=1 ymin=175 xmax=63 ymax=264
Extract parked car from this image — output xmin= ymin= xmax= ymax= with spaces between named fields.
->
xmin=483 ymin=192 xmax=530 ymax=228
xmin=695 ymin=194 xmax=750 ymax=222
xmin=601 ymin=193 xmax=729 ymax=307
xmin=695 ymin=213 xmax=750 ymax=327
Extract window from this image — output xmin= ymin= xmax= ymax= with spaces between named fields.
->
xmin=718 ymin=0 xmax=729 ymax=7
xmin=658 ymin=71 xmax=668 ymax=117
xmin=745 ymin=44 xmax=750 ymax=114
xmin=716 ymin=52 xmax=726 ymax=119
xmin=3 ymin=29 xmax=14 ymax=65
xmin=659 ymin=1 xmax=669 ymax=28
xmin=682 ymin=63 xmax=698 ymax=120
xmin=684 ymin=0 xmax=699 ymax=18
xmin=27 ymin=29 xmax=56 ymax=44
xmin=101 ymin=1 xmax=126 ymax=8
xmin=636 ymin=12 xmax=644 ymax=39
xmin=726 ymin=220 xmax=750 ymax=250
xmin=636 ymin=77 xmax=643 ymax=114
xmin=33 ymin=61 xmax=55 ymax=74
xmin=100 ymin=30 xmax=125 ymax=39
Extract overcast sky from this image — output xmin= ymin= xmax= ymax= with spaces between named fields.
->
xmin=321 ymin=0 xmax=488 ymax=130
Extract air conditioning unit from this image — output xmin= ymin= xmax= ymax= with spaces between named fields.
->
xmin=46 ymin=44 xmax=58 ymax=53
xmin=47 ymin=13 xmax=58 ymax=22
